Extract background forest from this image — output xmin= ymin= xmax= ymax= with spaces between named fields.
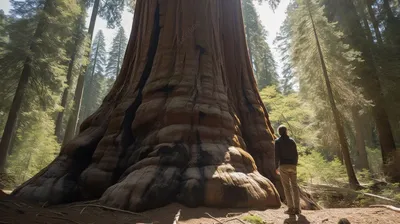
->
xmin=0 ymin=0 xmax=399 ymax=207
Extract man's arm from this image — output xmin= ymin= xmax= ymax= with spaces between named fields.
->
xmin=293 ymin=140 xmax=298 ymax=165
xmin=275 ymin=140 xmax=280 ymax=169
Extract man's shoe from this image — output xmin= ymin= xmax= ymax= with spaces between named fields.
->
xmin=284 ymin=208 xmax=295 ymax=215
xmin=294 ymin=208 xmax=301 ymax=215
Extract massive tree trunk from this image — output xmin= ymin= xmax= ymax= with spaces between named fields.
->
xmin=12 ymin=0 xmax=282 ymax=211
xmin=308 ymin=2 xmax=360 ymax=189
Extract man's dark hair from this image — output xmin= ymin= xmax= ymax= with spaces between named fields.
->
xmin=338 ymin=218 xmax=350 ymax=224
xmin=278 ymin=125 xmax=287 ymax=136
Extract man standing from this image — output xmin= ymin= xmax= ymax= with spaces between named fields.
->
xmin=275 ymin=125 xmax=300 ymax=215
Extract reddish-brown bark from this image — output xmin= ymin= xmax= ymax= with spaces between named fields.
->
xmin=13 ymin=0 xmax=289 ymax=211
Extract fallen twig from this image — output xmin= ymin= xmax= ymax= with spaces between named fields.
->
xmin=222 ymin=218 xmax=246 ymax=224
xmin=41 ymin=201 xmax=48 ymax=208
xmin=69 ymin=204 xmax=151 ymax=220
xmin=57 ymin=200 xmax=99 ymax=208
xmin=173 ymin=209 xmax=181 ymax=224
xmin=12 ymin=202 xmax=22 ymax=208
xmin=225 ymin=212 xmax=242 ymax=218
xmin=370 ymin=204 xmax=400 ymax=212
xmin=205 ymin=212 xmax=223 ymax=224
xmin=80 ymin=206 xmax=87 ymax=214
xmin=48 ymin=210 xmax=66 ymax=216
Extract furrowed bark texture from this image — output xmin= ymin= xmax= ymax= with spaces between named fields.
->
xmin=12 ymin=0 xmax=281 ymax=211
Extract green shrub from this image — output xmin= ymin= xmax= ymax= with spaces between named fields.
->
xmin=366 ymin=147 xmax=383 ymax=177
xmin=6 ymin=110 xmax=59 ymax=186
xmin=242 ymin=215 xmax=266 ymax=224
xmin=297 ymin=151 xmax=347 ymax=185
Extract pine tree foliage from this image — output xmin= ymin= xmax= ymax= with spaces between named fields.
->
xmin=280 ymin=0 xmax=370 ymax=187
xmin=106 ymin=26 xmax=127 ymax=83
xmin=0 ymin=10 xmax=7 ymax=49
xmin=7 ymin=0 xmax=80 ymax=108
xmin=86 ymin=0 xmax=126 ymax=29
xmin=61 ymin=0 xmax=131 ymax=144
xmin=0 ymin=0 xmax=80 ymax=172
xmin=287 ymin=0 xmax=366 ymax=114
xmin=7 ymin=103 xmax=59 ymax=185
xmin=80 ymin=30 xmax=107 ymax=122
xmin=54 ymin=11 xmax=89 ymax=140
xmin=322 ymin=0 xmax=398 ymax=181
xmin=358 ymin=0 xmax=400 ymax=143
xmin=275 ymin=15 xmax=296 ymax=95
xmin=242 ymin=0 xmax=278 ymax=90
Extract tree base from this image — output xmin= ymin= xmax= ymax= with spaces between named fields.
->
xmin=13 ymin=146 xmax=281 ymax=211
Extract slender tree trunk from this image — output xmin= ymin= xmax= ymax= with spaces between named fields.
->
xmin=55 ymin=14 xmax=86 ymax=141
xmin=0 ymin=1 xmax=51 ymax=172
xmin=7 ymin=117 xmax=20 ymax=156
xmin=358 ymin=4 xmax=375 ymax=44
xmin=365 ymin=1 xmax=383 ymax=44
xmin=359 ymin=8 xmax=397 ymax=175
xmin=116 ymin=32 xmax=122 ymax=77
xmin=83 ymin=40 xmax=100 ymax=120
xmin=335 ymin=0 xmax=398 ymax=182
xmin=383 ymin=0 xmax=400 ymax=47
xmin=63 ymin=0 xmax=100 ymax=145
xmin=308 ymin=4 xmax=360 ymax=189
xmin=383 ymin=0 xmax=395 ymax=20
xmin=352 ymin=107 xmax=369 ymax=170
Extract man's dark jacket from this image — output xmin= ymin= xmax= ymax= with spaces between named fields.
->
xmin=275 ymin=135 xmax=298 ymax=169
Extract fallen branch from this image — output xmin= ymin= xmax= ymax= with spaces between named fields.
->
xmin=68 ymin=204 xmax=151 ymax=220
xmin=205 ymin=212 xmax=247 ymax=224
xmin=225 ymin=212 xmax=243 ymax=218
xmin=205 ymin=212 xmax=223 ymax=224
xmin=48 ymin=210 xmax=66 ymax=216
xmin=370 ymin=204 xmax=400 ymax=212
xmin=363 ymin=193 xmax=399 ymax=204
xmin=305 ymin=184 xmax=399 ymax=206
xmin=80 ymin=206 xmax=87 ymax=214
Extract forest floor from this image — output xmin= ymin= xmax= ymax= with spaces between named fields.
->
xmin=0 ymin=191 xmax=399 ymax=224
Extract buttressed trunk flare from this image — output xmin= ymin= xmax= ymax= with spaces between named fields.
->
xmin=12 ymin=0 xmax=281 ymax=211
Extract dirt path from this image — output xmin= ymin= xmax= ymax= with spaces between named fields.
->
xmin=0 ymin=195 xmax=398 ymax=224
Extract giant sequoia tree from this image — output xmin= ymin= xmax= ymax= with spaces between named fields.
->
xmin=12 ymin=0 xmax=283 ymax=211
